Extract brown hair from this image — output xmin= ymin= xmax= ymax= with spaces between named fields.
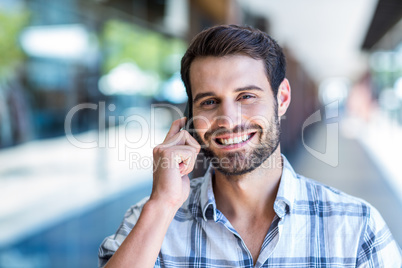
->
xmin=180 ymin=24 xmax=286 ymax=119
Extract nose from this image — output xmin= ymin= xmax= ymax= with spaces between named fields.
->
xmin=215 ymin=100 xmax=241 ymax=129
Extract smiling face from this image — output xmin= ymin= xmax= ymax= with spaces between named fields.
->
xmin=190 ymin=55 xmax=284 ymax=176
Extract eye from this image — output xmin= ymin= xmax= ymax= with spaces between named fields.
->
xmin=238 ymin=94 xmax=256 ymax=101
xmin=201 ymin=99 xmax=217 ymax=106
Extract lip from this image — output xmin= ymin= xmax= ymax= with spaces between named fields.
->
xmin=213 ymin=131 xmax=256 ymax=140
xmin=212 ymin=131 xmax=257 ymax=150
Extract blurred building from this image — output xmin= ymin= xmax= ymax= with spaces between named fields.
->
xmin=0 ymin=0 xmax=319 ymax=151
xmin=360 ymin=0 xmax=402 ymax=124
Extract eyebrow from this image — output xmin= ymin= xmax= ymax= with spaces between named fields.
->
xmin=192 ymin=86 xmax=264 ymax=104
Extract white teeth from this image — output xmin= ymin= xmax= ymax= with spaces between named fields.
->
xmin=218 ymin=134 xmax=251 ymax=145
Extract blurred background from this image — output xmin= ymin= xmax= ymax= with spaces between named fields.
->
xmin=0 ymin=0 xmax=402 ymax=267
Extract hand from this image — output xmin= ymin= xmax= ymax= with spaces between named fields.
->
xmin=150 ymin=117 xmax=201 ymax=210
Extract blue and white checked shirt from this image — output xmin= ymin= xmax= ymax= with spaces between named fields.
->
xmin=99 ymin=155 xmax=402 ymax=267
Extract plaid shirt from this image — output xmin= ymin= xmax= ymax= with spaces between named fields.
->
xmin=99 ymin=155 xmax=402 ymax=267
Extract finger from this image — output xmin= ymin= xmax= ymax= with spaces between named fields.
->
xmin=156 ymin=145 xmax=196 ymax=162
xmin=164 ymin=130 xmax=201 ymax=152
xmin=178 ymin=154 xmax=196 ymax=176
xmin=180 ymin=151 xmax=198 ymax=176
xmin=164 ymin=117 xmax=187 ymax=142
xmin=171 ymin=145 xmax=198 ymax=161
xmin=173 ymin=146 xmax=198 ymax=176
xmin=183 ymin=131 xmax=201 ymax=153
xmin=163 ymin=146 xmax=197 ymax=171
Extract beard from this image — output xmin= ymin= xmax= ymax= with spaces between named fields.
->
xmin=193 ymin=107 xmax=281 ymax=176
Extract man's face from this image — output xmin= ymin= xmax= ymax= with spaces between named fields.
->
xmin=189 ymin=55 xmax=281 ymax=176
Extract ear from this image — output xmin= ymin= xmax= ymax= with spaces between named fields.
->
xmin=277 ymin=78 xmax=291 ymax=117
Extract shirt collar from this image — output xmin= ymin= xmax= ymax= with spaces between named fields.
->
xmin=274 ymin=154 xmax=298 ymax=218
xmin=199 ymin=165 xmax=217 ymax=222
xmin=197 ymin=154 xmax=299 ymax=221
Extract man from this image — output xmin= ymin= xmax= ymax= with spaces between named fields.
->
xmin=99 ymin=25 xmax=402 ymax=267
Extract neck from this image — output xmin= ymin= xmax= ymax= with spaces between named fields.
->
xmin=213 ymin=148 xmax=283 ymax=219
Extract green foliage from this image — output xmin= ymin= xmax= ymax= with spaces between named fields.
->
xmin=101 ymin=20 xmax=186 ymax=79
xmin=0 ymin=9 xmax=30 ymax=79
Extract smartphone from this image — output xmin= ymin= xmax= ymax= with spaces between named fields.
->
xmin=183 ymin=101 xmax=194 ymax=136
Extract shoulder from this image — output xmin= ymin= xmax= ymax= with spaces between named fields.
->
xmin=119 ymin=196 xmax=150 ymax=227
xmin=113 ymin=196 xmax=150 ymax=234
xmin=98 ymin=196 xmax=149 ymax=267
xmin=291 ymin=174 xmax=374 ymax=232
xmin=297 ymin=174 xmax=372 ymax=215
xmin=296 ymin=175 xmax=402 ymax=265
xmin=281 ymin=156 xmax=371 ymax=217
